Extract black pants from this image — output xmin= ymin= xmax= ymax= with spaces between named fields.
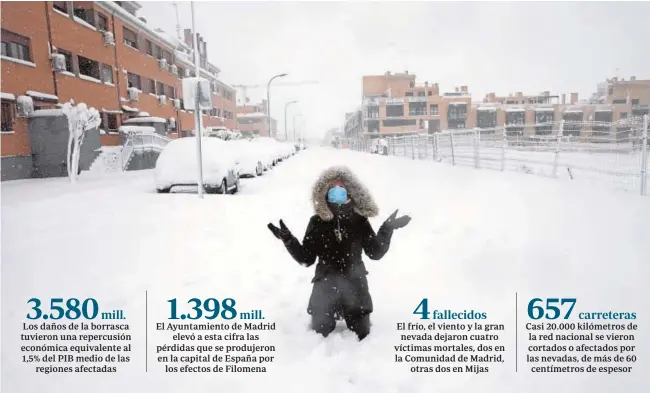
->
xmin=308 ymin=274 xmax=372 ymax=340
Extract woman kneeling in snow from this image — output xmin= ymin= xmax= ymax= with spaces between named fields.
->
xmin=268 ymin=166 xmax=411 ymax=340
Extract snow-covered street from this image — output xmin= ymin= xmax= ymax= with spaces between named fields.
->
xmin=2 ymin=147 xmax=650 ymax=392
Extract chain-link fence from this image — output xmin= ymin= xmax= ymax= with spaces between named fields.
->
xmin=336 ymin=115 xmax=649 ymax=196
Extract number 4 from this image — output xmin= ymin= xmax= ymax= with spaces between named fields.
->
xmin=413 ymin=298 xmax=429 ymax=320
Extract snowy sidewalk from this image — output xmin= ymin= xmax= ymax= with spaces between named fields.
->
xmin=2 ymin=147 xmax=650 ymax=393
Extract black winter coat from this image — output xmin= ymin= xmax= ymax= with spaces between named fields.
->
xmin=283 ymin=210 xmax=393 ymax=317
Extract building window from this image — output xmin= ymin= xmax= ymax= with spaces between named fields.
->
xmin=54 ymin=49 xmax=73 ymax=72
xmin=613 ymin=99 xmax=627 ymax=104
xmin=620 ymin=112 xmax=627 ymax=119
xmin=147 ymin=78 xmax=156 ymax=94
xmin=1 ymin=100 xmax=14 ymax=132
xmin=73 ymin=4 xmax=94 ymax=24
xmin=632 ymin=99 xmax=640 ymax=105
xmin=156 ymin=81 xmax=165 ymax=96
xmin=447 ymin=104 xmax=467 ymax=120
xmin=160 ymin=49 xmax=172 ymax=63
xmin=101 ymin=64 xmax=113 ymax=84
xmin=386 ymin=105 xmax=404 ymax=117
xmin=146 ymin=40 xmax=154 ymax=56
xmin=417 ymin=91 xmax=425 ymax=97
xmin=177 ymin=66 xmax=185 ymax=79
xmin=428 ymin=91 xmax=432 ymax=96
xmin=167 ymin=85 xmax=176 ymax=99
xmin=106 ymin=113 xmax=119 ymax=131
xmin=405 ymin=92 xmax=413 ymax=97
xmin=535 ymin=111 xmax=554 ymax=135
xmin=53 ymin=1 xmax=68 ymax=14
xmin=366 ymin=107 xmax=379 ymax=119
xmin=1 ymin=29 xmax=32 ymax=62
xmin=123 ymin=27 xmax=138 ymax=49
xmin=78 ymin=55 xmax=100 ymax=80
xmin=97 ymin=13 xmax=108 ymax=31
xmin=429 ymin=104 xmax=439 ymax=116
xmin=506 ymin=111 xmax=525 ymax=125
xmin=563 ymin=112 xmax=583 ymax=136
xmin=408 ymin=102 xmax=426 ymax=116
xmin=127 ymin=72 xmax=141 ymax=89
xmin=477 ymin=111 xmax=497 ymax=129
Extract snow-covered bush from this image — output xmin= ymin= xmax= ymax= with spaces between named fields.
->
xmin=61 ymin=101 xmax=101 ymax=183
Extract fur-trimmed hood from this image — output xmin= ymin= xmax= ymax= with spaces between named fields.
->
xmin=311 ymin=166 xmax=378 ymax=221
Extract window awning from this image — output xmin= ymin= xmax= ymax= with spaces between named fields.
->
xmin=1 ymin=92 xmax=16 ymax=101
xmin=26 ymin=90 xmax=58 ymax=102
xmin=121 ymin=105 xmax=139 ymax=113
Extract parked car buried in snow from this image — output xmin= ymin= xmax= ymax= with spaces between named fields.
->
xmin=155 ymin=137 xmax=240 ymax=194
xmin=228 ymin=139 xmax=265 ymax=177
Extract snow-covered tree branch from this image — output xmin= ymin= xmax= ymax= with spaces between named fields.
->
xmin=61 ymin=101 xmax=101 ymax=183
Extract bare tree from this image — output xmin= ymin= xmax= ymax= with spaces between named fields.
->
xmin=62 ymin=101 xmax=101 ymax=183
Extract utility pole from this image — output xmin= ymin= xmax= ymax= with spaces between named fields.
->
xmin=173 ymin=1 xmax=181 ymax=40
xmin=284 ymin=100 xmax=298 ymax=141
xmin=191 ymin=1 xmax=203 ymax=198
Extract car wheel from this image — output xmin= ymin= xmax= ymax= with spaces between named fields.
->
xmin=217 ymin=179 xmax=228 ymax=194
xmin=232 ymin=177 xmax=240 ymax=194
xmin=204 ymin=185 xmax=218 ymax=194
xmin=256 ymin=162 xmax=263 ymax=176
xmin=157 ymin=187 xmax=171 ymax=194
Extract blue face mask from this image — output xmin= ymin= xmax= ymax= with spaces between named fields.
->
xmin=327 ymin=186 xmax=348 ymax=205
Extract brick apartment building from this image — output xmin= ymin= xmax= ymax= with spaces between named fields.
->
xmin=1 ymin=1 xmax=237 ymax=180
xmin=359 ymin=71 xmax=650 ymax=138
xmin=236 ymin=99 xmax=276 ymax=138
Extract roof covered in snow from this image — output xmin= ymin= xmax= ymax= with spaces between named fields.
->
xmin=123 ymin=116 xmax=167 ymax=124
xmin=121 ymin=105 xmax=139 ymax=113
xmin=1 ymin=92 xmax=16 ymax=101
xmin=535 ymin=107 xmax=555 ymax=112
xmin=237 ymin=112 xmax=266 ymax=118
xmin=505 ymin=108 xmax=526 ymax=112
xmin=119 ymin=125 xmax=156 ymax=134
xmin=26 ymin=90 xmax=58 ymax=102
xmin=30 ymin=109 xmax=64 ymax=117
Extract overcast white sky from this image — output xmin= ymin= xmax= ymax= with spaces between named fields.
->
xmin=140 ymin=1 xmax=650 ymax=138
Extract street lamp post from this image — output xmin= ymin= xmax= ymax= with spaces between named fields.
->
xmin=284 ymin=100 xmax=298 ymax=141
xmin=190 ymin=1 xmax=203 ymax=198
xmin=266 ymin=73 xmax=288 ymax=138
xmin=293 ymin=113 xmax=304 ymax=142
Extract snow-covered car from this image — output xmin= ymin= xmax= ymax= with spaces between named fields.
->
xmin=251 ymin=137 xmax=285 ymax=166
xmin=155 ymin=137 xmax=240 ymax=194
xmin=227 ymin=139 xmax=265 ymax=177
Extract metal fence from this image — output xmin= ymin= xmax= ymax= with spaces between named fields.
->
xmin=337 ymin=115 xmax=649 ymax=196
xmin=120 ymin=132 xmax=171 ymax=170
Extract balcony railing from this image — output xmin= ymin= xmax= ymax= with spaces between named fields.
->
xmin=407 ymin=96 xmax=427 ymax=103
xmin=385 ymin=97 xmax=405 ymax=105
xmin=364 ymin=97 xmax=380 ymax=106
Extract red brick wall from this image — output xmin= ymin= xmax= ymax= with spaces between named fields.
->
xmin=48 ymin=2 xmax=120 ymax=111
xmin=1 ymin=1 xmax=54 ymax=156
xmin=113 ymin=16 xmax=178 ymax=121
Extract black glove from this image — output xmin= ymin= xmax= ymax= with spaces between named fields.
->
xmin=267 ymin=220 xmax=293 ymax=242
xmin=381 ymin=209 xmax=411 ymax=230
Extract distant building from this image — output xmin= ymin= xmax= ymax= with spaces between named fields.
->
xmin=236 ymin=100 xmax=276 ymax=138
xmin=357 ymin=70 xmax=649 ymax=139
xmin=343 ymin=110 xmax=362 ymax=138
